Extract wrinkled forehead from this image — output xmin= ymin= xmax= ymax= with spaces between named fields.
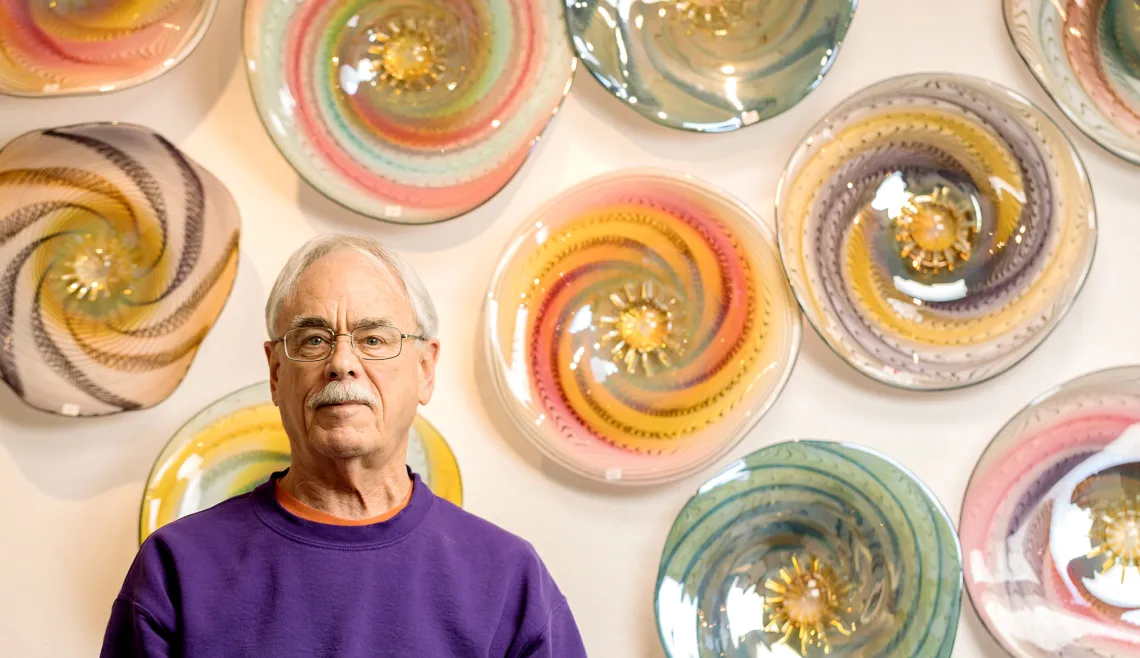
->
xmin=280 ymin=250 xmax=415 ymax=331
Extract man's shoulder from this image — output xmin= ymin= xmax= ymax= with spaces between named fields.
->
xmin=143 ymin=492 xmax=256 ymax=551
xmin=424 ymin=496 xmax=543 ymax=563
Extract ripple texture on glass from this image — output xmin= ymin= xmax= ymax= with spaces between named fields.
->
xmin=656 ymin=440 xmax=962 ymax=658
xmin=485 ymin=170 xmax=800 ymax=486
xmin=140 ymin=381 xmax=463 ymax=543
xmin=0 ymin=123 xmax=240 ymax=417
xmin=0 ymin=0 xmax=217 ymax=96
xmin=776 ymin=74 xmax=1096 ymax=391
xmin=1006 ymin=0 xmax=1140 ymax=164
xmin=961 ymin=366 xmax=1140 ymax=658
xmin=243 ymin=0 xmax=576 ymax=224
xmin=566 ymin=0 xmax=855 ymax=132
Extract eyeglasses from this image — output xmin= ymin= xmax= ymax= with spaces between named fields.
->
xmin=274 ymin=325 xmax=424 ymax=362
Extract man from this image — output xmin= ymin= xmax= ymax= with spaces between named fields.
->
xmin=101 ymin=235 xmax=588 ymax=657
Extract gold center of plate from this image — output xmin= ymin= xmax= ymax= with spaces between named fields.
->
xmin=368 ymin=18 xmax=447 ymax=92
xmin=765 ymin=555 xmax=854 ymax=656
xmin=894 ymin=185 xmax=975 ymax=274
xmin=599 ymin=281 xmax=681 ymax=376
xmin=672 ymin=0 xmax=745 ymax=35
xmin=1088 ymin=496 xmax=1140 ymax=582
xmin=58 ymin=234 xmax=138 ymax=303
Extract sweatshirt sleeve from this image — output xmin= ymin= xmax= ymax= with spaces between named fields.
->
xmin=512 ymin=599 xmax=588 ymax=658
xmin=100 ymin=537 xmax=180 ymax=657
xmin=100 ymin=596 xmax=176 ymax=657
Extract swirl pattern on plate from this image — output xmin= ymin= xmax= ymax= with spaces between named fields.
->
xmin=656 ymin=441 xmax=962 ymax=658
xmin=0 ymin=123 xmax=240 ymax=417
xmin=1006 ymin=0 xmax=1140 ymax=164
xmin=566 ymin=0 xmax=856 ymax=132
xmin=139 ymin=381 xmax=463 ymax=543
xmin=243 ymin=0 xmax=575 ymax=224
xmin=776 ymin=74 xmax=1096 ymax=390
xmin=961 ymin=366 xmax=1140 ymax=658
xmin=485 ymin=170 xmax=800 ymax=485
xmin=0 ymin=0 xmax=217 ymax=96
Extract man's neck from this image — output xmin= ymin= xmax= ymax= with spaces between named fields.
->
xmin=279 ymin=450 xmax=412 ymax=520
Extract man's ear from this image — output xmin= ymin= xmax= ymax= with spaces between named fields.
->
xmin=417 ymin=339 xmax=440 ymax=405
xmin=265 ymin=341 xmax=280 ymax=406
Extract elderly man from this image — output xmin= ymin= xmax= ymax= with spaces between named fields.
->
xmin=101 ymin=235 xmax=587 ymax=657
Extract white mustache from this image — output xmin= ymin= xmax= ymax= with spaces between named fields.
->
xmin=307 ymin=380 xmax=378 ymax=410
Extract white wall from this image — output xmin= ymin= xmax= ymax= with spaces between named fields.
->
xmin=0 ymin=0 xmax=1135 ymax=655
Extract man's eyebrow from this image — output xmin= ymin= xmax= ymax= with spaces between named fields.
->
xmin=352 ymin=317 xmax=398 ymax=331
xmin=288 ymin=315 xmax=333 ymax=330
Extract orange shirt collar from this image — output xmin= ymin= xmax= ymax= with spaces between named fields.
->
xmin=275 ymin=478 xmax=414 ymax=526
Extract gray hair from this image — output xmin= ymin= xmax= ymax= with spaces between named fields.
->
xmin=264 ymin=234 xmax=439 ymax=340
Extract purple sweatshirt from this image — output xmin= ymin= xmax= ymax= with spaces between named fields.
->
xmin=101 ymin=471 xmax=588 ymax=657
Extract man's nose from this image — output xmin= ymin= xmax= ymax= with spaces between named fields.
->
xmin=325 ymin=335 xmax=361 ymax=379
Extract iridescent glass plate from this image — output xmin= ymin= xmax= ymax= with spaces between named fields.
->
xmin=0 ymin=122 xmax=240 ymax=417
xmin=0 ymin=0 xmax=217 ymax=97
xmin=961 ymin=366 xmax=1140 ymax=658
xmin=1006 ymin=0 xmax=1140 ymax=164
xmin=566 ymin=0 xmax=856 ymax=132
xmin=139 ymin=381 xmax=463 ymax=543
xmin=485 ymin=170 xmax=800 ymax=486
xmin=243 ymin=0 xmax=576 ymax=224
xmin=776 ymin=73 xmax=1097 ymax=391
xmin=656 ymin=440 xmax=962 ymax=657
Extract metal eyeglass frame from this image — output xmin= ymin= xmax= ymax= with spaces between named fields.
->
xmin=271 ymin=326 xmax=425 ymax=362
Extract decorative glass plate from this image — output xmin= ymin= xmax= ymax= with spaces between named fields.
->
xmin=139 ymin=380 xmax=463 ymax=543
xmin=485 ymin=170 xmax=800 ymax=486
xmin=565 ymin=0 xmax=856 ymax=132
xmin=0 ymin=122 xmax=240 ymax=417
xmin=656 ymin=440 xmax=962 ymax=658
xmin=1005 ymin=0 xmax=1140 ymax=164
xmin=243 ymin=0 xmax=576 ymax=224
xmin=776 ymin=73 xmax=1097 ymax=391
xmin=0 ymin=0 xmax=218 ymax=97
xmin=961 ymin=365 xmax=1140 ymax=658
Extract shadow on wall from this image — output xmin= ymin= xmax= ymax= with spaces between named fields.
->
xmin=0 ymin=252 xmax=267 ymax=502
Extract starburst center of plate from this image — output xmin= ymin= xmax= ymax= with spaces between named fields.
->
xmin=672 ymin=0 xmax=745 ymax=34
xmin=58 ymin=234 xmax=138 ymax=303
xmin=369 ymin=18 xmax=447 ymax=91
xmin=599 ymin=281 xmax=680 ymax=376
xmin=1088 ymin=496 xmax=1140 ymax=579
xmin=895 ymin=185 xmax=975 ymax=273
xmin=765 ymin=555 xmax=853 ymax=655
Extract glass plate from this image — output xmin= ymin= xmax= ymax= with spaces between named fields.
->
xmin=0 ymin=122 xmax=240 ymax=417
xmin=961 ymin=365 xmax=1140 ymax=658
xmin=139 ymin=380 xmax=463 ymax=543
xmin=656 ymin=440 xmax=962 ymax=658
xmin=776 ymin=73 xmax=1097 ymax=391
xmin=0 ymin=1 xmax=217 ymax=97
xmin=1005 ymin=0 xmax=1140 ymax=165
xmin=485 ymin=170 xmax=800 ymax=486
xmin=566 ymin=0 xmax=856 ymax=132
xmin=243 ymin=0 xmax=576 ymax=224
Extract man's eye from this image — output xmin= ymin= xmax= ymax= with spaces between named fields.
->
xmin=305 ymin=336 xmax=327 ymax=346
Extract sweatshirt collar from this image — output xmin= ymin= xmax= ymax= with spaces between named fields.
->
xmin=250 ymin=467 xmax=434 ymax=549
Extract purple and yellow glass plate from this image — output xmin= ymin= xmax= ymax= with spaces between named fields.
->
xmin=485 ymin=170 xmax=800 ymax=486
xmin=961 ymin=366 xmax=1140 ymax=657
xmin=0 ymin=0 xmax=218 ymax=97
xmin=0 ymin=123 xmax=240 ymax=417
xmin=243 ymin=0 xmax=576 ymax=224
xmin=777 ymin=74 xmax=1097 ymax=391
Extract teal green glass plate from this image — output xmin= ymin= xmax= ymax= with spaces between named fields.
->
xmin=656 ymin=440 xmax=962 ymax=657
xmin=566 ymin=0 xmax=856 ymax=132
